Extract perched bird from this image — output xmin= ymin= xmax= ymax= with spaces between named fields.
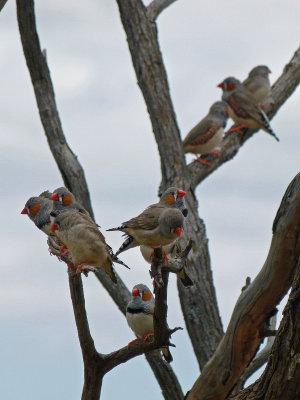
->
xmin=218 ymin=77 xmax=279 ymax=141
xmin=126 ymin=284 xmax=173 ymax=363
xmin=140 ymin=243 xmax=193 ymax=287
xmin=21 ymin=195 xmax=53 ymax=235
xmin=50 ymin=211 xmax=128 ymax=282
xmin=182 ymin=101 xmax=229 ymax=165
xmin=108 ymin=205 xmax=184 ymax=257
xmin=51 ymin=187 xmax=92 ymax=222
xmin=243 ymin=65 xmax=272 ymax=105
xmin=108 ymin=187 xmax=186 ymax=256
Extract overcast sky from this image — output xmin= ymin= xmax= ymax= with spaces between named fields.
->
xmin=1 ymin=0 xmax=300 ymax=399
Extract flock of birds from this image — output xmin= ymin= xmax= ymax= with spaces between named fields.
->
xmin=21 ymin=65 xmax=278 ymax=362
xmin=183 ymin=65 xmax=278 ymax=165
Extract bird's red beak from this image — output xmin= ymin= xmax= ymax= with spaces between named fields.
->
xmin=132 ymin=288 xmax=139 ymax=296
xmin=217 ymin=82 xmax=224 ymax=89
xmin=177 ymin=190 xmax=186 ymax=198
xmin=175 ymin=227 xmax=182 ymax=237
xmin=50 ymin=224 xmax=59 ymax=232
xmin=21 ymin=207 xmax=28 ymax=214
xmin=51 ymin=192 xmax=59 ymax=201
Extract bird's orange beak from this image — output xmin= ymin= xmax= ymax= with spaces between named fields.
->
xmin=21 ymin=207 xmax=28 ymax=214
xmin=175 ymin=227 xmax=182 ymax=237
xmin=50 ymin=224 xmax=59 ymax=232
xmin=51 ymin=192 xmax=59 ymax=201
xmin=217 ymin=82 xmax=224 ymax=89
xmin=132 ymin=288 xmax=139 ymax=296
xmin=177 ymin=190 xmax=186 ymax=198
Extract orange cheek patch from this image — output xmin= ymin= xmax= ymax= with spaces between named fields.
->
xmin=142 ymin=292 xmax=153 ymax=301
xmin=62 ymin=195 xmax=73 ymax=206
xmin=227 ymin=83 xmax=236 ymax=91
xmin=164 ymin=195 xmax=175 ymax=205
xmin=29 ymin=203 xmax=41 ymax=217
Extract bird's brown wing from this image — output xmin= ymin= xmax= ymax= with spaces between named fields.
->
xmin=123 ymin=204 xmax=164 ymax=231
xmin=231 ymin=91 xmax=265 ymax=125
xmin=183 ymin=117 xmax=217 ymax=147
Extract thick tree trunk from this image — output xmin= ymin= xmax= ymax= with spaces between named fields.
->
xmin=230 ymin=261 xmax=300 ymax=400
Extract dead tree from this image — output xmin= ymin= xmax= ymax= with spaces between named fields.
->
xmin=13 ymin=0 xmax=300 ymax=399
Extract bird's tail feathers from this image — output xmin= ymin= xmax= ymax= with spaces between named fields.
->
xmin=107 ymin=225 xmax=125 ymax=232
xmin=177 ymin=268 xmax=194 ymax=287
xmin=260 ymin=110 xmax=280 ymax=142
xmin=103 ymin=257 xmax=118 ymax=284
xmin=115 ymin=235 xmax=136 ymax=256
xmin=161 ymin=347 xmax=173 ymax=363
xmin=111 ymin=254 xmax=130 ymax=269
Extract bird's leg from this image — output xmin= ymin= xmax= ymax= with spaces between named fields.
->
xmin=195 ymin=156 xmax=211 ymax=166
xmin=76 ymin=262 xmax=95 ymax=274
xmin=210 ymin=150 xmax=221 ymax=157
xmin=127 ymin=337 xmax=142 ymax=349
xmin=162 ymin=249 xmax=168 ymax=265
xmin=62 ymin=248 xmax=69 ymax=257
xmin=226 ymin=124 xmax=247 ymax=135
xmin=143 ymin=332 xmax=154 ymax=342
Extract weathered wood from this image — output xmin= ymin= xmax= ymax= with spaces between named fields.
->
xmin=187 ymin=172 xmax=300 ymax=400
xmin=230 ymin=261 xmax=300 ymax=400
xmin=0 ymin=0 xmax=8 ymax=13
xmin=147 ymin=0 xmax=178 ymax=21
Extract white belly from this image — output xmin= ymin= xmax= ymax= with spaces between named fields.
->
xmin=126 ymin=312 xmax=154 ymax=337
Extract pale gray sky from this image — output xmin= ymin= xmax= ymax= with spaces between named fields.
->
xmin=1 ymin=0 xmax=299 ymax=399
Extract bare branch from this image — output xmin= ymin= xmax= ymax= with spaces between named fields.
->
xmin=188 ymin=46 xmax=300 ymax=189
xmin=0 ymin=0 xmax=8 ymax=13
xmin=230 ymin=259 xmax=300 ymax=400
xmin=16 ymin=0 xmax=94 ymax=217
xmin=231 ymin=315 xmax=277 ymax=395
xmin=187 ymin=172 xmax=300 ymax=400
xmin=147 ymin=0 xmax=178 ymax=21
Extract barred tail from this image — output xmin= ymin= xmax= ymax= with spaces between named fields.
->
xmin=107 ymin=225 xmax=125 ymax=232
xmin=260 ymin=110 xmax=280 ymax=142
xmin=115 ymin=235 xmax=137 ymax=256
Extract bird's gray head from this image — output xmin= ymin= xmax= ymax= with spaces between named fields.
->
xmin=247 ymin=65 xmax=271 ymax=79
xmin=160 ymin=187 xmax=188 ymax=217
xmin=39 ymin=190 xmax=53 ymax=200
xmin=51 ymin=187 xmax=75 ymax=206
xmin=209 ymin=101 xmax=229 ymax=125
xmin=131 ymin=284 xmax=153 ymax=301
xmin=21 ymin=196 xmax=52 ymax=228
xmin=158 ymin=208 xmax=184 ymax=239
xmin=217 ymin=77 xmax=241 ymax=100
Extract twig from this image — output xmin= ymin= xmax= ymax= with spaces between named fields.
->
xmin=147 ymin=0 xmax=178 ymax=21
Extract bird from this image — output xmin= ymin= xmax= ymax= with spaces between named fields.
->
xmin=50 ymin=210 xmax=128 ymax=282
xmin=51 ymin=187 xmax=93 ymax=222
xmin=126 ymin=284 xmax=173 ymax=363
xmin=242 ymin=65 xmax=272 ymax=105
xmin=21 ymin=195 xmax=53 ymax=235
xmin=182 ymin=101 xmax=229 ymax=165
xmin=139 ymin=242 xmax=193 ymax=287
xmin=217 ymin=77 xmax=279 ymax=141
xmin=107 ymin=187 xmax=186 ymax=256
